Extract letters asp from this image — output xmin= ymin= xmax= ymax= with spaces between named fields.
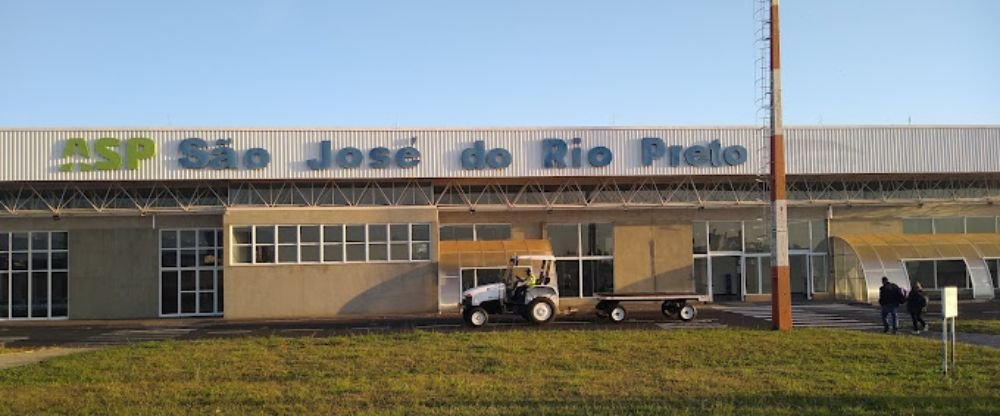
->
xmin=60 ymin=137 xmax=156 ymax=172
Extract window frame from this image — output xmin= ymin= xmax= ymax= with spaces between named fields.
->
xmin=231 ymin=223 xmax=433 ymax=266
xmin=159 ymin=228 xmax=223 ymax=317
xmin=0 ymin=231 xmax=70 ymax=321
xmin=439 ymin=223 xmax=513 ymax=241
xmin=546 ymin=223 xmax=614 ymax=298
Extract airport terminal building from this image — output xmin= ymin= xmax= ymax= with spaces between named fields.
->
xmin=1 ymin=126 xmax=999 ymax=321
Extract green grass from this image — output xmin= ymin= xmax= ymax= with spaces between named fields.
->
xmin=927 ymin=319 xmax=1000 ymax=335
xmin=1 ymin=329 xmax=998 ymax=415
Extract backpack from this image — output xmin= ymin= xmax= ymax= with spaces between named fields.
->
xmin=888 ymin=283 xmax=906 ymax=304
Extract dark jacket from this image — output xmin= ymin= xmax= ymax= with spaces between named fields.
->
xmin=879 ymin=283 xmax=903 ymax=306
xmin=906 ymin=288 xmax=928 ymax=313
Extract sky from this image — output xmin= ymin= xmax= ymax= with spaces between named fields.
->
xmin=0 ymin=0 xmax=997 ymax=127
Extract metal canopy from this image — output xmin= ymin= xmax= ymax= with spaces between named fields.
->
xmin=832 ymin=233 xmax=999 ymax=302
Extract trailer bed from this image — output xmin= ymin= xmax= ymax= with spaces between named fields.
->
xmin=593 ymin=292 xmax=707 ymax=323
xmin=595 ymin=292 xmax=709 ymax=302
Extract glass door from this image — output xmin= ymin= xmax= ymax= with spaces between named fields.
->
xmin=790 ymin=254 xmax=810 ymax=297
xmin=711 ymin=256 xmax=742 ymax=301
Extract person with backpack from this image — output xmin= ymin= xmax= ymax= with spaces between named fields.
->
xmin=878 ymin=276 xmax=904 ymax=334
xmin=906 ymin=281 xmax=929 ymax=334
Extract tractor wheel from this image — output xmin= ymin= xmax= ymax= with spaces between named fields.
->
xmin=527 ymin=298 xmax=556 ymax=325
xmin=661 ymin=301 xmax=681 ymax=318
xmin=464 ymin=307 xmax=489 ymax=328
xmin=678 ymin=304 xmax=697 ymax=321
xmin=608 ymin=303 xmax=627 ymax=323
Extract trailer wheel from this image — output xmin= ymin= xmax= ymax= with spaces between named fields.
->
xmin=595 ymin=300 xmax=613 ymax=319
xmin=464 ymin=307 xmax=489 ymax=328
xmin=608 ymin=304 xmax=627 ymax=323
xmin=661 ymin=301 xmax=681 ymax=318
xmin=527 ymin=298 xmax=556 ymax=325
xmin=678 ymin=304 xmax=697 ymax=321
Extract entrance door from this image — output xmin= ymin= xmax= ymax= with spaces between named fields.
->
xmin=711 ymin=256 xmax=741 ymax=301
xmin=790 ymin=254 xmax=809 ymax=297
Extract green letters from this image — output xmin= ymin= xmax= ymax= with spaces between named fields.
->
xmin=57 ymin=137 xmax=157 ymax=172
xmin=126 ymin=137 xmax=155 ymax=170
xmin=94 ymin=138 xmax=121 ymax=171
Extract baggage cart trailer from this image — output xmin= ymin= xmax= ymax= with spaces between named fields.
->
xmin=594 ymin=293 xmax=710 ymax=323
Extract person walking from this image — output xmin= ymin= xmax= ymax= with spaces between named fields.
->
xmin=907 ymin=281 xmax=929 ymax=334
xmin=878 ymin=277 xmax=904 ymax=334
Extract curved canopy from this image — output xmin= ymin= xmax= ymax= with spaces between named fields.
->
xmin=833 ymin=233 xmax=999 ymax=302
xmin=439 ymin=240 xmax=553 ymax=272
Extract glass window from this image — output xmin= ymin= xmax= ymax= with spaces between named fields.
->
xmin=903 ymin=218 xmax=933 ymax=234
xmin=743 ymin=220 xmax=769 ymax=253
xmin=476 ymin=269 xmax=504 ymax=286
xmin=412 ymin=224 xmax=431 ymax=242
xmin=233 ymin=227 xmax=252 ymax=245
xmin=474 ymin=224 xmax=512 ymax=241
xmin=412 ymin=242 xmax=431 ymax=261
xmin=1 ymin=231 xmax=72 ymax=319
xmin=323 ymin=225 xmax=343 ymax=243
xmin=278 ymin=226 xmax=297 ymax=244
xmin=161 ymin=228 xmax=223 ymax=317
xmin=180 ymin=230 xmax=197 ymax=247
xmin=788 ymin=221 xmax=811 ymax=251
xmin=278 ymin=246 xmax=298 ymax=263
xmin=461 ymin=269 xmax=476 ymax=292
xmin=810 ymin=220 xmax=827 ymax=253
xmin=936 ymin=260 xmax=968 ymax=288
xmin=346 ymin=244 xmax=366 ymax=261
xmin=256 ymin=226 xmax=275 ymax=244
xmin=368 ymin=224 xmax=388 ymax=242
xmin=30 ymin=232 xmax=48 ymax=251
xmin=51 ymin=232 xmax=68 ymax=250
xmin=906 ymin=261 xmax=936 ymax=289
xmin=708 ymin=221 xmax=742 ymax=252
xmin=198 ymin=230 xmax=214 ymax=248
xmin=255 ymin=245 xmax=275 ymax=263
xmin=692 ymin=222 xmax=707 ymax=254
xmin=693 ymin=257 xmax=709 ymax=295
xmin=390 ymin=224 xmax=409 ymax=242
xmin=161 ymin=230 xmax=178 ymax=248
xmin=346 ymin=225 xmax=365 ymax=243
xmin=556 ymin=260 xmax=580 ymax=297
xmin=300 ymin=226 xmax=321 ymax=244
xmin=11 ymin=233 xmax=28 ymax=251
xmin=933 ymin=218 xmax=964 ymax=234
xmin=324 ymin=244 xmax=343 ymax=262
xmin=745 ymin=256 xmax=762 ymax=294
xmin=582 ymin=259 xmax=614 ymax=296
xmin=390 ymin=243 xmax=409 ymax=260
xmin=547 ymin=225 xmax=579 ymax=257
xmin=369 ymin=244 xmax=388 ymax=261
xmin=584 ymin=223 xmax=613 ymax=256
xmin=440 ymin=225 xmax=474 ymax=241
xmin=965 ymin=217 xmax=996 ymax=234
xmin=811 ymin=255 xmax=828 ymax=293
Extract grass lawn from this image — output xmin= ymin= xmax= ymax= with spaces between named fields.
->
xmin=927 ymin=319 xmax=1000 ymax=335
xmin=1 ymin=329 xmax=998 ymax=415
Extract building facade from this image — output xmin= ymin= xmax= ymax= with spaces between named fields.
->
xmin=1 ymin=126 xmax=998 ymax=320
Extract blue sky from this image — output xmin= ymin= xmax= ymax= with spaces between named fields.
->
xmin=0 ymin=0 xmax=997 ymax=127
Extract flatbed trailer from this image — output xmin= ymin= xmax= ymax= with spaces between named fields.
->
xmin=593 ymin=292 xmax=710 ymax=323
